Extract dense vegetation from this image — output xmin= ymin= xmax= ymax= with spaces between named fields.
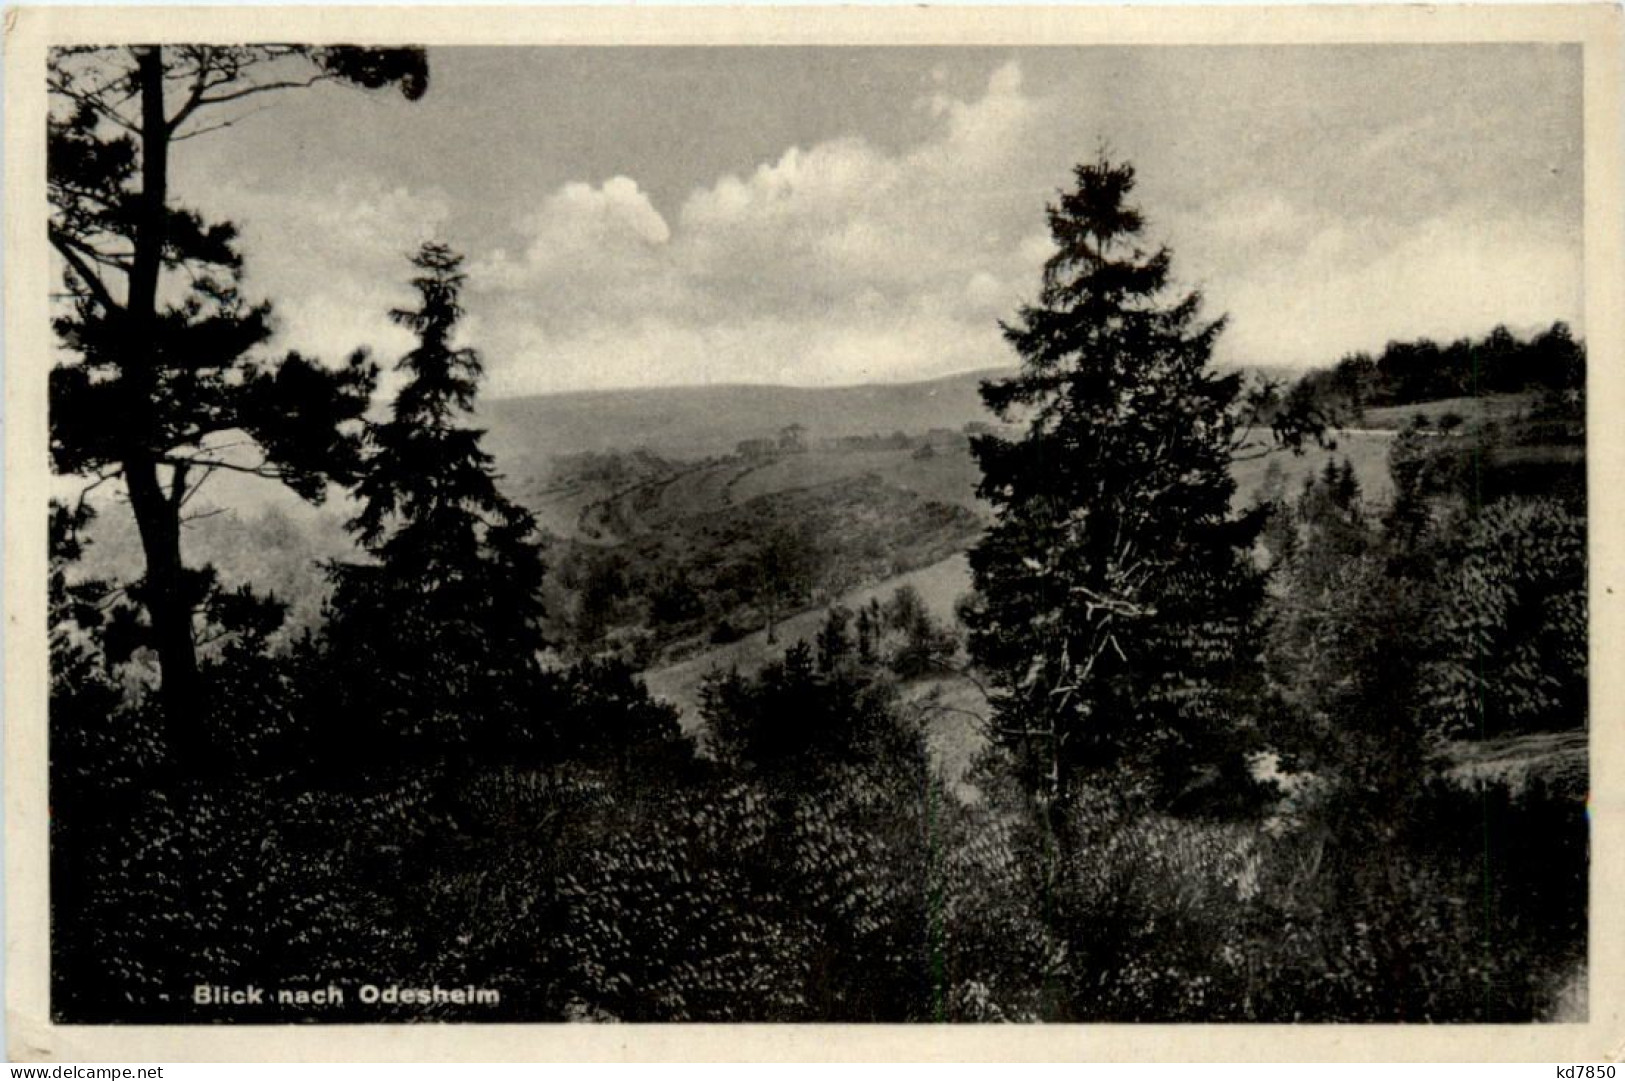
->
xmin=48 ymin=47 xmax=1586 ymax=1024
xmin=1280 ymin=321 xmax=1585 ymax=426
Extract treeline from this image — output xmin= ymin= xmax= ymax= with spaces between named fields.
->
xmin=1285 ymin=321 xmax=1585 ymax=421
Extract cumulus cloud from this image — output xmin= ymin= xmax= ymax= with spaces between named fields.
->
xmin=476 ymin=176 xmax=670 ymax=288
xmin=181 ymin=173 xmax=455 ymax=394
xmin=178 ymin=54 xmax=1582 ymax=399
xmin=464 ymin=61 xmax=1053 ymax=394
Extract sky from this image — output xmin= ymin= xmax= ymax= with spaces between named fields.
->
xmin=167 ymin=45 xmax=1584 ymax=398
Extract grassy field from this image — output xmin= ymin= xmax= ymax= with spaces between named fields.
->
xmin=1231 ymin=430 xmax=1397 ymax=510
xmin=70 ymin=490 xmax=354 ymax=645
xmin=480 ymin=362 xmax=1288 ymax=465
xmin=639 ymin=546 xmax=993 ymax=791
xmin=1361 ymin=392 xmax=1537 ymax=432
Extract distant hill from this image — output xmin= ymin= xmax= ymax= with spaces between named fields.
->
xmin=514 ymin=442 xmax=990 ymax=544
xmin=479 ymin=362 xmax=1315 ymax=467
xmin=480 ymin=367 xmax=1013 ymax=466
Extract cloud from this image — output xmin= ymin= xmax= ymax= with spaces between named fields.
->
xmin=177 ymin=54 xmax=1583 ymax=400
xmin=183 ymin=175 xmax=454 ymax=392
xmin=1166 ymin=191 xmax=1583 ymax=367
xmin=465 ymin=61 xmax=1051 ymax=393
xmin=476 ymin=175 xmax=670 ymax=289
xmin=1212 ymin=206 xmax=1582 ymax=365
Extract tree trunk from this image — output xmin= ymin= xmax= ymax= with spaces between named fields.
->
xmin=124 ymin=458 xmax=204 ymax=766
xmin=1040 ymin=733 xmax=1070 ymax=871
xmin=763 ymin=585 xmax=779 ymax=644
xmin=122 ymin=47 xmax=204 ymax=770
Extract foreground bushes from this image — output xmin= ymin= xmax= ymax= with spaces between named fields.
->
xmin=51 ymin=475 xmax=1586 ymax=1023
xmin=52 ymin=650 xmax=1585 ymax=1025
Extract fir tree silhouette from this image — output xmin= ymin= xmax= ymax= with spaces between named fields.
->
xmin=963 ymin=153 xmax=1268 ymax=822
xmin=324 ymin=243 xmax=548 ymax=760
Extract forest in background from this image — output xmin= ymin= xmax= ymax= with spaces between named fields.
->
xmin=47 ymin=45 xmax=1587 ymax=1023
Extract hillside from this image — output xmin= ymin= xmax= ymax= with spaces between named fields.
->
xmin=481 ymin=362 xmax=1298 ymax=466
xmin=60 ymin=371 xmax=1578 ymax=811
xmin=643 ymin=552 xmax=974 ymax=722
xmin=65 ymin=374 xmax=1407 ymax=667
xmin=515 ymin=442 xmax=990 ymax=544
xmin=481 ymin=366 xmax=1013 ymax=467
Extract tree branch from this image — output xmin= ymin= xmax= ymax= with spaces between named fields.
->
xmin=180 ymin=506 xmax=230 ymax=526
xmin=49 ymin=78 xmax=143 ymax=136
xmin=171 ymin=102 xmax=275 ymax=142
xmin=50 ymin=227 xmax=125 ymax=315
xmin=191 ymin=74 xmax=329 ymax=109
xmin=68 ymin=467 xmax=125 ymax=537
xmin=159 ymin=452 xmax=280 ymax=481
xmin=168 ymin=460 xmax=190 ymax=510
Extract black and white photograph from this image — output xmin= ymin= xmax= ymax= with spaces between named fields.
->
xmin=7 ymin=4 xmax=1622 ymax=1060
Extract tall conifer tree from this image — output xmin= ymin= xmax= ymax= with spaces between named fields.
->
xmin=963 ymin=154 xmax=1266 ymax=819
xmin=324 ymin=243 xmax=547 ymax=754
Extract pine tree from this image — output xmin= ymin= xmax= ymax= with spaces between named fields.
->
xmin=324 ymin=243 xmax=548 ymax=756
xmin=963 ymin=153 xmax=1267 ymax=820
xmin=48 ymin=45 xmax=427 ymax=766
